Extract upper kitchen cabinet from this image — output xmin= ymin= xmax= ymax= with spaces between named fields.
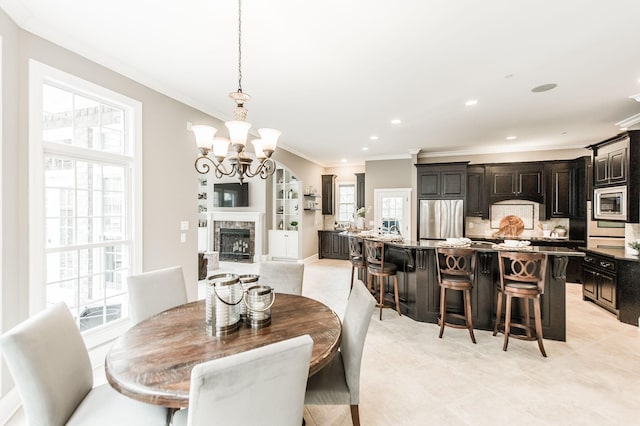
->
xmin=466 ymin=165 xmax=487 ymax=218
xmin=355 ymin=173 xmax=365 ymax=209
xmin=545 ymin=161 xmax=572 ymax=218
xmin=592 ymin=134 xmax=629 ymax=187
xmin=589 ymin=130 xmax=640 ymax=223
xmin=487 ymin=162 xmax=544 ymax=203
xmin=321 ymin=174 xmax=336 ymax=215
xmin=416 ymin=163 xmax=468 ymax=199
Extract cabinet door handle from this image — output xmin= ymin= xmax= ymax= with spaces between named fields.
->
xmin=585 ymin=257 xmax=594 ymax=263
xmin=600 ymin=261 xmax=612 ymax=269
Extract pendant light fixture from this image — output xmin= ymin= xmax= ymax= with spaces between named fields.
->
xmin=193 ymin=0 xmax=280 ymax=184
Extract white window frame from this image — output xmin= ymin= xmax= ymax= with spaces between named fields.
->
xmin=336 ymin=180 xmax=356 ymax=224
xmin=28 ymin=60 xmax=143 ymax=346
xmin=373 ymin=188 xmax=412 ymax=237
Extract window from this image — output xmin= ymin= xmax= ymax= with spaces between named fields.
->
xmin=337 ymin=183 xmax=356 ymax=223
xmin=374 ymin=188 xmax=411 ymax=236
xmin=29 ymin=61 xmax=141 ymax=335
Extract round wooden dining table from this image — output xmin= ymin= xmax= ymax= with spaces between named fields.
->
xmin=105 ymin=294 xmax=342 ymax=408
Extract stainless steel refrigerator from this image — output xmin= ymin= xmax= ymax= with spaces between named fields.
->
xmin=419 ymin=199 xmax=464 ymax=239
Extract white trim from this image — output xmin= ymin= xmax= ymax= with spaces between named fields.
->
xmin=0 ymin=387 xmax=20 ymax=426
xmin=0 ymin=34 xmax=4 ymax=400
xmin=373 ymin=188 xmax=412 ymax=238
xmin=28 ymin=60 xmax=143 ymax=346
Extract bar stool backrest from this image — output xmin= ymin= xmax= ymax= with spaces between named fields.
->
xmin=436 ymin=248 xmax=477 ymax=283
xmin=498 ymin=251 xmax=548 ymax=294
xmin=348 ymin=236 xmax=363 ymax=260
xmin=364 ymin=239 xmax=385 ymax=269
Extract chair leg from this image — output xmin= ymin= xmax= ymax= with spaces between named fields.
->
xmin=350 ymin=265 xmax=355 ymax=290
xmin=503 ymin=294 xmax=512 ymax=352
xmin=393 ymin=275 xmax=401 ymax=316
xmin=523 ymin=297 xmax=532 ymax=339
xmin=367 ymin=273 xmax=373 ymax=294
xmin=378 ymin=277 xmax=384 ymax=321
xmin=533 ymin=297 xmax=547 ymax=357
xmin=464 ymin=288 xmax=476 ymax=344
xmin=350 ymin=404 xmax=360 ymax=426
xmin=493 ymin=290 xmax=503 ymax=336
xmin=438 ymin=285 xmax=446 ymax=338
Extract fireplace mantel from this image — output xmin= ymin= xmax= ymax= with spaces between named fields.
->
xmin=206 ymin=211 xmax=265 ymax=262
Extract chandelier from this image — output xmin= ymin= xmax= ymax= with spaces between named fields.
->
xmin=192 ymin=0 xmax=280 ymax=184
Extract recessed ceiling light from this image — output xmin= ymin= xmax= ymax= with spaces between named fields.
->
xmin=531 ymin=83 xmax=557 ymax=93
xmin=369 ymin=135 xmax=379 ymax=140
xmin=341 ymin=158 xmax=347 ymax=163
xmin=506 ymin=136 xmax=517 ymax=140
xmin=465 ymin=99 xmax=478 ymax=106
xmin=362 ymin=147 xmax=369 ymax=151
xmin=391 ymin=119 xmax=402 ymax=125
xmin=620 ymin=127 xmax=628 ymax=131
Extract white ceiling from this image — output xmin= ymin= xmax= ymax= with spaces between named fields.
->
xmin=3 ymin=0 xmax=640 ymax=167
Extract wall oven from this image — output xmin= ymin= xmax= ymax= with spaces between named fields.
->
xmin=593 ymin=186 xmax=627 ymax=221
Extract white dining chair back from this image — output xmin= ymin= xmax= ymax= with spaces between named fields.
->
xmin=304 ymin=279 xmax=376 ymax=426
xmin=0 ymin=302 xmax=167 ymax=426
xmin=127 ymin=265 xmax=188 ymax=325
xmin=171 ymin=334 xmax=313 ymax=426
xmin=258 ymin=261 xmax=304 ymax=295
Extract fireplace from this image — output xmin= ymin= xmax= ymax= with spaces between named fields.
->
xmin=207 ymin=212 xmax=264 ymax=263
xmin=219 ymin=228 xmax=252 ymax=262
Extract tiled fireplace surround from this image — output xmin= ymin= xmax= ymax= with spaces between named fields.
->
xmin=207 ymin=212 xmax=265 ymax=263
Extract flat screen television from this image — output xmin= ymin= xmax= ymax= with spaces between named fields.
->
xmin=213 ymin=182 xmax=249 ymax=207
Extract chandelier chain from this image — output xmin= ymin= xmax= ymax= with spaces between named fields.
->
xmin=237 ymin=0 xmax=243 ymax=93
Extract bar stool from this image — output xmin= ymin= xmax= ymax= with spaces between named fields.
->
xmin=435 ymin=248 xmax=477 ymax=343
xmin=364 ymin=239 xmax=401 ymax=320
xmin=493 ymin=251 xmax=548 ymax=357
xmin=348 ymin=236 xmax=367 ymax=290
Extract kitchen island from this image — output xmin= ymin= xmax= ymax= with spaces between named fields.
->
xmin=345 ymin=234 xmax=585 ymax=341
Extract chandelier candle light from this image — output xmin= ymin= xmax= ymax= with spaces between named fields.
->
xmin=192 ymin=0 xmax=280 ymax=184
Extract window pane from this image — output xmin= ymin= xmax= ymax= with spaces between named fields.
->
xmin=42 ymin=84 xmax=126 ymax=154
xmin=337 ymin=184 xmax=355 ymax=222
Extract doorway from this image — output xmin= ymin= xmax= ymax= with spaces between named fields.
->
xmin=373 ymin=188 xmax=412 ymax=237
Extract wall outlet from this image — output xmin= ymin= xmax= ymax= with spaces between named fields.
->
xmin=180 ymin=233 xmax=187 ymax=243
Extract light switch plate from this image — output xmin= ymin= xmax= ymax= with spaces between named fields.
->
xmin=180 ymin=221 xmax=189 ymax=231
xmin=180 ymin=233 xmax=187 ymax=243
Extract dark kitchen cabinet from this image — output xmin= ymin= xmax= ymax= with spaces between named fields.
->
xmin=466 ymin=165 xmax=487 ymax=218
xmin=321 ymin=174 xmax=336 ymax=215
xmin=545 ymin=161 xmax=572 ymax=218
xmin=589 ymin=130 xmax=640 ymax=222
xmin=488 ymin=163 xmax=544 ymax=203
xmin=416 ymin=163 xmax=467 ymax=199
xmin=582 ymin=252 xmax=617 ymax=314
xmin=318 ymin=231 xmax=348 ymax=259
xmin=355 ymin=173 xmax=365 ymax=209
xmin=594 ymin=136 xmax=627 ymax=186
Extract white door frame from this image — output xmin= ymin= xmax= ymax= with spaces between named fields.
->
xmin=373 ymin=188 xmax=412 ymax=237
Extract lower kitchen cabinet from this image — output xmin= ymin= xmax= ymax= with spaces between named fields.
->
xmin=269 ymin=230 xmax=299 ymax=259
xmin=318 ymin=231 xmax=349 ymax=260
xmin=582 ymin=252 xmax=617 ymax=314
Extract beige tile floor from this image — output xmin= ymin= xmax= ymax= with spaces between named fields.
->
xmin=6 ymin=258 xmax=640 ymax=425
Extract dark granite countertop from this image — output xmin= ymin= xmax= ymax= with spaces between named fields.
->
xmin=339 ymin=231 xmax=584 ymax=256
xmin=581 ymin=247 xmax=640 ymax=263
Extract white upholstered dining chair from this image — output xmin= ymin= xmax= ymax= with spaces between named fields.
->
xmin=0 ymin=302 xmax=168 ymax=426
xmin=127 ymin=265 xmax=188 ymax=325
xmin=171 ymin=334 xmax=314 ymax=426
xmin=258 ymin=261 xmax=305 ymax=295
xmin=304 ymin=279 xmax=376 ymax=426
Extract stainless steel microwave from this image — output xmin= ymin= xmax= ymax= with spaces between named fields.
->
xmin=593 ymin=186 xmax=627 ymax=221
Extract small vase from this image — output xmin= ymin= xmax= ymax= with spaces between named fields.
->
xmin=356 ymin=217 xmax=365 ymax=229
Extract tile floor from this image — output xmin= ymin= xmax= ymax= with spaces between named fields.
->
xmin=6 ymin=258 xmax=640 ymax=425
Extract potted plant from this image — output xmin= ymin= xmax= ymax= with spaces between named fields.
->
xmin=628 ymin=241 xmax=640 ymax=256
xmin=290 ymin=220 xmax=298 ymax=230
